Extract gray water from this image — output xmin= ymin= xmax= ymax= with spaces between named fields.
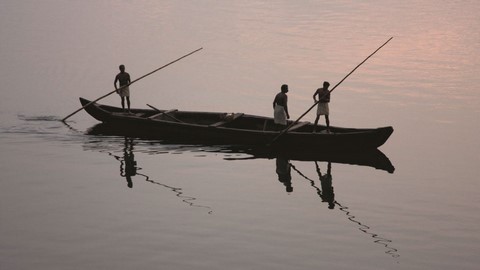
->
xmin=1 ymin=1 xmax=480 ymax=269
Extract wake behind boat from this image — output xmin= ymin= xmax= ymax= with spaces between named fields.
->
xmin=79 ymin=97 xmax=393 ymax=152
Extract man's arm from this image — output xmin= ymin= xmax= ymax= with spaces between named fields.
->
xmin=284 ymin=96 xmax=290 ymax=119
xmin=114 ymin=75 xmax=119 ymax=90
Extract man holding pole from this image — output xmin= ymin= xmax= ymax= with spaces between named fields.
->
xmin=313 ymin=81 xmax=331 ymax=133
xmin=62 ymin=47 xmax=203 ymax=122
xmin=114 ymin=64 xmax=131 ymax=112
xmin=266 ymin=37 xmax=393 ymax=145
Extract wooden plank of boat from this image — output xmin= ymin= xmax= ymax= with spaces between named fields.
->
xmin=209 ymin=113 xmax=244 ymax=127
xmin=146 ymin=105 xmax=184 ymax=123
xmin=288 ymin=121 xmax=310 ymax=132
xmin=148 ymin=109 xmax=179 ymax=120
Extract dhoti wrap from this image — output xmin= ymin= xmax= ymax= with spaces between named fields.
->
xmin=274 ymin=105 xmax=287 ymax=125
xmin=117 ymin=85 xmax=130 ymax=97
xmin=316 ymin=102 xmax=329 ymax=115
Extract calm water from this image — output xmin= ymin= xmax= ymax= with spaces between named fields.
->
xmin=1 ymin=1 xmax=480 ymax=269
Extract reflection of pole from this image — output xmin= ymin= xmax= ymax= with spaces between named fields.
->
xmin=290 ymin=162 xmax=399 ymax=259
xmin=96 ymin=138 xmax=213 ymax=214
xmin=136 ymin=172 xmax=213 ymax=214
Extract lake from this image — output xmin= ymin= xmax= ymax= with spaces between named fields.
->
xmin=1 ymin=1 xmax=479 ymax=269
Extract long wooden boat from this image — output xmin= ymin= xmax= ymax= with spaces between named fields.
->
xmin=79 ymin=97 xmax=393 ymax=152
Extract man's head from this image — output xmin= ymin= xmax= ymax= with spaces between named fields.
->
xmin=119 ymin=65 xmax=125 ymax=72
xmin=281 ymin=84 xmax=289 ymax=93
xmin=323 ymin=81 xmax=330 ymax=89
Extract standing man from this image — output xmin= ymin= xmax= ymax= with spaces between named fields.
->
xmin=273 ymin=84 xmax=290 ymax=128
xmin=313 ymin=81 xmax=331 ymax=133
xmin=114 ymin=64 xmax=131 ymax=112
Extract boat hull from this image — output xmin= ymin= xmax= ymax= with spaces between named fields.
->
xmin=79 ymin=97 xmax=393 ymax=152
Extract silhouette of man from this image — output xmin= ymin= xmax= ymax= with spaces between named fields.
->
xmin=273 ymin=84 xmax=290 ymax=129
xmin=114 ymin=64 xmax=131 ymax=112
xmin=313 ymin=81 xmax=331 ymax=133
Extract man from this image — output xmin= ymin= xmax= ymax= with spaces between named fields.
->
xmin=273 ymin=84 xmax=290 ymax=128
xmin=114 ymin=64 xmax=131 ymax=112
xmin=313 ymin=81 xmax=331 ymax=133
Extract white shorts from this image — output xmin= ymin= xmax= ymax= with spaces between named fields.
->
xmin=118 ymin=86 xmax=130 ymax=97
xmin=316 ymin=103 xmax=329 ymax=115
xmin=274 ymin=105 xmax=287 ymax=125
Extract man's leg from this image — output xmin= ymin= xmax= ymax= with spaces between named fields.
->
xmin=313 ymin=115 xmax=320 ymax=132
xmin=126 ymin=97 xmax=131 ymax=112
xmin=325 ymin=115 xmax=330 ymax=132
xmin=121 ymin=97 xmax=125 ymax=110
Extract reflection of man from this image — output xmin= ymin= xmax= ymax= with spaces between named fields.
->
xmin=315 ymin=161 xmax=335 ymax=209
xmin=276 ymin=157 xmax=293 ymax=193
xmin=120 ymin=137 xmax=137 ymax=188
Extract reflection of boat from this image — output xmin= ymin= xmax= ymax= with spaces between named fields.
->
xmin=80 ymin=97 xmax=393 ymax=151
xmin=86 ymin=123 xmax=395 ymax=173
xmin=82 ymin=130 xmax=397 ymax=256
xmin=223 ymin=146 xmax=395 ymax=173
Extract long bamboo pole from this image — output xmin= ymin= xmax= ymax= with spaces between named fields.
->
xmin=62 ymin=47 xmax=203 ymax=122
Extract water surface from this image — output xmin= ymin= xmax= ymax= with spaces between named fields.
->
xmin=1 ymin=1 xmax=480 ymax=269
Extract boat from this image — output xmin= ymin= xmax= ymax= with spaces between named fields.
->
xmin=79 ymin=97 xmax=393 ymax=152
